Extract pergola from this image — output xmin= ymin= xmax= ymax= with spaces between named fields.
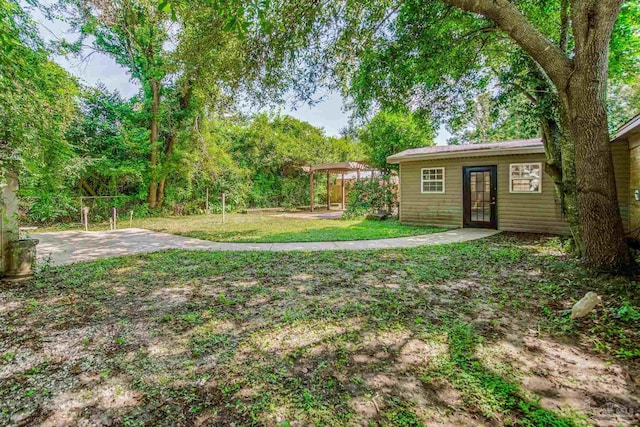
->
xmin=306 ymin=161 xmax=372 ymax=212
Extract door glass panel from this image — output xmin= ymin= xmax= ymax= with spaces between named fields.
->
xmin=469 ymin=171 xmax=491 ymax=223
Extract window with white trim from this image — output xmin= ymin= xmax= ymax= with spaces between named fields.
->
xmin=421 ymin=167 xmax=445 ymax=193
xmin=510 ymin=163 xmax=542 ymax=193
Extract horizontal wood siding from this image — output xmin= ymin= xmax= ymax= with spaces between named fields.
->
xmin=399 ymin=154 xmax=569 ymax=234
xmin=399 ymin=161 xmax=464 ymax=229
xmin=629 ymin=136 xmax=640 ymax=231
xmin=612 ymin=141 xmax=630 ymax=231
xmin=399 ymin=143 xmax=631 ymax=235
xmin=400 ymin=146 xmax=632 ymax=235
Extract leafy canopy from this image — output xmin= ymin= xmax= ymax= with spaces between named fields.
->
xmin=359 ymin=110 xmax=434 ymax=171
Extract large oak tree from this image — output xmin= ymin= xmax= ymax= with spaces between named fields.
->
xmin=333 ymin=1 xmax=637 ymax=264
xmin=442 ymin=1 xmax=633 ymax=271
xmin=222 ymin=0 xmax=638 ymax=272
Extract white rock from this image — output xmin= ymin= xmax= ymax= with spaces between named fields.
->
xmin=571 ymin=292 xmax=601 ymax=319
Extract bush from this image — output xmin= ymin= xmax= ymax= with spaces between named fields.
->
xmin=21 ymin=195 xmax=78 ymax=224
xmin=343 ymin=178 xmax=397 ymax=219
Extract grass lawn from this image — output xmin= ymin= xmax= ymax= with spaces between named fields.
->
xmin=33 ymin=213 xmax=446 ymax=243
xmin=1 ymin=234 xmax=639 ymax=426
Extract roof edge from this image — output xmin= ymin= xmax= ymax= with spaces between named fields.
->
xmin=613 ymin=114 xmax=640 ymax=142
xmin=387 ymin=146 xmax=545 ymax=164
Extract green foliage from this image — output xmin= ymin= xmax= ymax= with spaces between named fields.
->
xmin=447 ymin=90 xmax=540 ymax=145
xmin=612 ymin=300 xmax=640 ymax=323
xmin=69 ymin=87 xmax=149 ymax=194
xmin=9 ymin=0 xmax=364 ymax=222
xmin=55 ymin=0 xmax=295 ymax=210
xmin=384 ymin=399 xmax=423 ymax=426
xmin=21 ymin=195 xmax=79 ymax=224
xmin=608 ymin=77 xmax=640 ymax=131
xmin=343 ymin=179 xmax=395 ymax=218
xmin=359 ymin=109 xmax=434 ymax=171
xmin=1 ymin=1 xmax=79 ymax=188
xmin=10 ymin=0 xmax=638 ymax=228
xmin=238 ymin=0 xmax=639 ymax=141
xmin=190 ymin=333 xmax=235 ymax=359
xmin=17 ymin=100 xmax=360 ymax=222
xmin=229 ymin=113 xmax=362 ymax=208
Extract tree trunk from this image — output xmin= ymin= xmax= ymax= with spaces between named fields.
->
xmin=560 ymin=0 xmax=633 ymax=272
xmin=540 ymin=101 xmax=583 ymax=254
xmin=156 ymin=131 xmax=178 ymax=207
xmin=157 ymin=178 xmax=166 ymax=207
xmin=443 ymin=0 xmax=633 ymax=272
xmin=154 ymin=83 xmax=192 ymax=208
xmin=562 ymin=74 xmax=632 ymax=272
xmin=79 ymin=178 xmax=97 ymax=197
xmin=556 ymin=103 xmax=583 ymax=255
xmin=147 ymin=79 xmax=161 ymax=209
xmin=530 ymin=63 xmax=583 ymax=254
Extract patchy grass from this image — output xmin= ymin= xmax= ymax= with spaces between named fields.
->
xmin=1 ymin=233 xmax=639 ymax=426
xmin=32 ymin=213 xmax=445 ymax=243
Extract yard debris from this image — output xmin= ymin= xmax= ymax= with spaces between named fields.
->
xmin=571 ymin=291 xmax=601 ymax=319
xmin=366 ymin=210 xmax=389 ymax=221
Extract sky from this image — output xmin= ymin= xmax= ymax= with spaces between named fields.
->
xmin=27 ymin=2 xmax=450 ymax=144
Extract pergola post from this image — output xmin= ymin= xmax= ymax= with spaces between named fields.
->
xmin=310 ymin=171 xmax=314 ymax=212
xmin=326 ymin=172 xmax=331 ymax=211
xmin=306 ymin=162 xmax=371 ymax=213
xmin=341 ymin=173 xmax=345 ymax=210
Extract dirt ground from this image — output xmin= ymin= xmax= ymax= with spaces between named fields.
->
xmin=1 ymin=233 xmax=639 ymax=426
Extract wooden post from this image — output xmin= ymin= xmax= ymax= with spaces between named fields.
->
xmin=326 ymin=172 xmax=331 ymax=211
xmin=356 ymin=170 xmax=360 ymax=181
xmin=222 ymin=192 xmax=226 ymax=224
xmin=82 ymin=207 xmax=89 ymax=232
xmin=206 ymin=188 xmax=210 ymax=213
xmin=129 ymin=210 xmax=134 ymax=228
xmin=341 ymin=173 xmax=346 ymax=210
xmin=79 ymin=196 xmax=83 ymax=224
xmin=112 ymin=207 xmax=117 ymax=230
xmin=310 ymin=172 xmax=314 ymax=212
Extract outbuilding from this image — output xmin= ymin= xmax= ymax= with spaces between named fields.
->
xmin=387 ymin=115 xmax=640 ymax=234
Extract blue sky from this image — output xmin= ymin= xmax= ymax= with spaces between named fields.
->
xmin=28 ymin=2 xmax=449 ymax=143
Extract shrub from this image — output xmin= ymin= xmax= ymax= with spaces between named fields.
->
xmin=21 ymin=195 xmax=78 ymax=224
xmin=343 ymin=177 xmax=397 ymax=219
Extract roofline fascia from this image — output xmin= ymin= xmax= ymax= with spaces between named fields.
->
xmin=386 ymin=146 xmax=546 ymax=164
xmin=613 ymin=115 xmax=640 ymax=142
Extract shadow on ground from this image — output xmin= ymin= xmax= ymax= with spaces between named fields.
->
xmin=1 ymin=233 xmax=639 ymax=426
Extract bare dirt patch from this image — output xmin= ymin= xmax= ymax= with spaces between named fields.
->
xmin=1 ymin=234 xmax=639 ymax=426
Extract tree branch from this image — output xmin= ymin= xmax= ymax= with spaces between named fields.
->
xmin=506 ymin=79 xmax=538 ymax=105
xmin=571 ymin=0 xmax=623 ymax=54
xmin=560 ymin=0 xmax=570 ymax=53
xmin=460 ymin=24 xmax=497 ymax=40
xmin=441 ymin=0 xmax=573 ymax=88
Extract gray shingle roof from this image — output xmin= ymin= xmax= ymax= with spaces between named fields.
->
xmin=388 ymin=138 xmax=543 ymax=162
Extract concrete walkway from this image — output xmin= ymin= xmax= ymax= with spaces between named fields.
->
xmin=35 ymin=228 xmax=500 ymax=267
